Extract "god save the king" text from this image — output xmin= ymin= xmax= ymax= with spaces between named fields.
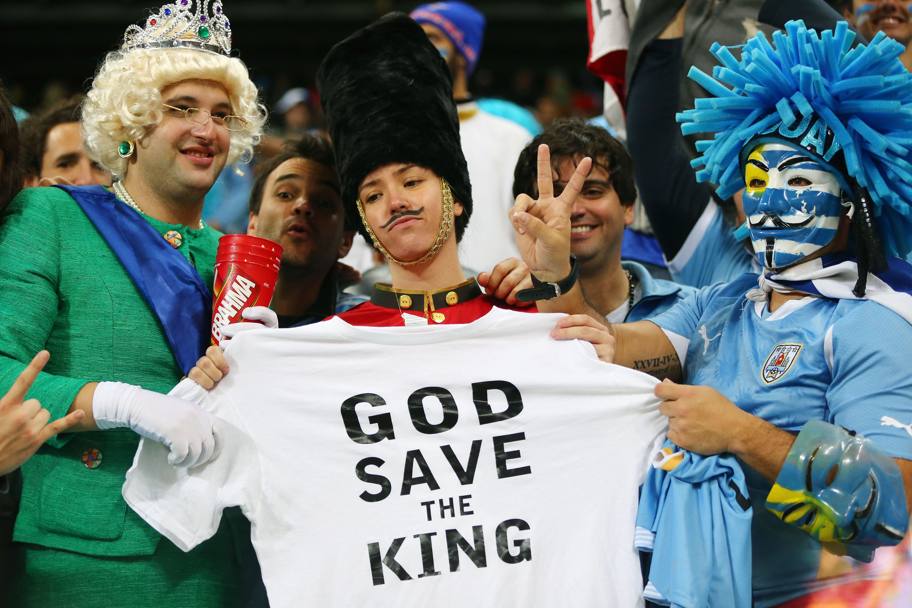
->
xmin=340 ymin=380 xmax=534 ymax=586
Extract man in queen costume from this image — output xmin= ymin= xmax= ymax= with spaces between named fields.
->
xmin=570 ymin=18 xmax=912 ymax=605
xmin=0 ymin=1 xmax=264 ymax=605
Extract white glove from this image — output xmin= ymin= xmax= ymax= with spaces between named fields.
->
xmin=220 ymin=306 xmax=279 ymax=343
xmin=93 ymin=382 xmax=217 ymax=467
xmin=169 ymin=377 xmax=210 ymax=406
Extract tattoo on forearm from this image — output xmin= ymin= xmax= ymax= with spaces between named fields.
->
xmin=632 ymin=353 xmax=680 ymax=380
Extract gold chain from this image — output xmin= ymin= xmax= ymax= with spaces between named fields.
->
xmin=625 ymin=269 xmax=638 ymax=311
xmin=356 ymin=178 xmax=455 ymax=267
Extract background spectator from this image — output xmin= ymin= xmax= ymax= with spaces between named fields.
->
xmin=19 ymin=96 xmax=111 ymax=187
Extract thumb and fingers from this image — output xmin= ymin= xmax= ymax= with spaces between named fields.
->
xmin=0 ymin=405 xmax=84 ymax=472
xmin=219 ymin=306 xmax=279 ymax=343
xmin=188 ymin=345 xmax=229 ymax=391
xmin=550 ymin=314 xmax=610 ymax=342
xmin=505 ymin=274 xmax=535 ymax=306
xmin=551 ymin=314 xmax=609 ymax=335
xmin=160 ymin=398 xmax=217 ymax=467
xmin=550 ymin=314 xmax=616 ymax=363
xmin=511 ymin=146 xmax=591 ymax=276
xmin=37 ymin=176 xmax=74 ymax=187
xmin=1 ymin=351 xmax=49 ymax=409
xmin=167 ymin=428 xmax=217 ymax=468
xmin=479 ymin=258 xmax=533 ymax=303
xmin=511 ymin=209 xmax=553 ymax=241
xmin=478 ymin=259 xmax=514 ymax=292
xmin=510 ymin=193 xmax=548 ymax=238
xmin=24 ymin=401 xmax=51 ymax=432
xmin=221 ymin=323 xmax=259 ymax=342
xmin=240 ymin=306 xmax=279 ymax=328
xmin=0 ymin=351 xmax=79 ymax=456
xmin=656 ymin=379 xmax=684 ymax=418
xmin=655 ymin=378 xmax=686 ymax=401
xmin=510 ymin=199 xmax=566 ymax=273
xmin=37 ymin=409 xmax=85 ymax=444
xmin=536 ymin=144 xmax=554 ymax=200
xmin=532 ymin=142 xmax=592 ymax=214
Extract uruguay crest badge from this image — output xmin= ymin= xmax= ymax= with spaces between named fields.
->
xmin=761 ymin=343 xmax=802 ymax=384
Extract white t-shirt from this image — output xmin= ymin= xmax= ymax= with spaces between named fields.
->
xmin=457 ymin=103 xmax=532 ymax=274
xmin=123 ymin=309 xmax=665 ymax=608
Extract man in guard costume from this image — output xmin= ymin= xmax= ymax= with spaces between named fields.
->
xmin=316 ymin=13 xmax=593 ymax=327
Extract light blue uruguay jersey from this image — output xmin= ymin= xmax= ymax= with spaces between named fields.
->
xmin=651 ymin=273 xmax=912 ymax=607
xmin=667 ymin=200 xmax=755 ymax=288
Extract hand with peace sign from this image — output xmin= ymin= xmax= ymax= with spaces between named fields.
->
xmin=0 ymin=351 xmax=84 ymax=476
xmin=510 ymin=143 xmax=592 ymax=282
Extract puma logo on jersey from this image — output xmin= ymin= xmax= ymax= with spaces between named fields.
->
xmin=698 ymin=324 xmax=722 ymax=355
xmin=881 ymin=416 xmax=912 ymax=437
xmin=761 ymin=343 xmax=802 ymax=384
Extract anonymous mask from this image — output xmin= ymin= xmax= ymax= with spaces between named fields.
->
xmin=741 ymin=142 xmax=846 ymax=270
xmin=766 ymin=420 xmax=908 ymax=552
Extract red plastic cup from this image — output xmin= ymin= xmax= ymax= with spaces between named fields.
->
xmin=218 ymin=233 xmax=282 ymax=255
xmin=211 ymin=235 xmax=283 ymax=345
xmin=216 ymin=249 xmax=281 ymax=267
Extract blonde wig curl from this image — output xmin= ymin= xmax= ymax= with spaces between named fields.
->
xmin=82 ymin=47 xmax=266 ymax=178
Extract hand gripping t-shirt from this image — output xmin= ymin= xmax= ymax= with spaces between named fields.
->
xmin=123 ymin=309 xmax=666 ymax=608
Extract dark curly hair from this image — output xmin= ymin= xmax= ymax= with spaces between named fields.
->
xmin=512 ymin=118 xmax=636 ymax=206
xmin=248 ymin=132 xmax=348 ymax=221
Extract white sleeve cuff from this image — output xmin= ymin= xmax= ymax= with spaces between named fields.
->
xmin=661 ymin=329 xmax=690 ymax=367
xmin=92 ymin=381 xmax=139 ymax=430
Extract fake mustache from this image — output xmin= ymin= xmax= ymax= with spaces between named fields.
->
xmin=381 ymin=207 xmax=424 ymax=230
xmin=749 ymin=213 xmax=815 ymax=229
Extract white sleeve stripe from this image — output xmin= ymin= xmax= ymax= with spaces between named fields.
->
xmin=823 ymin=325 xmax=835 ymax=373
xmin=661 ymin=329 xmax=690 ymax=367
xmin=643 ymin=582 xmax=669 ymax=603
xmin=667 ymin=199 xmax=718 ymax=274
xmin=634 ymin=527 xmax=656 ymax=551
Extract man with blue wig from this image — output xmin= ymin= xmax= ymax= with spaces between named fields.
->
xmin=553 ymin=17 xmax=912 ymax=606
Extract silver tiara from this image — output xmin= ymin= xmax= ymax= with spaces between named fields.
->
xmin=121 ymin=0 xmax=232 ymax=57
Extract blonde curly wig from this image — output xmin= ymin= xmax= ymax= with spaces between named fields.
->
xmin=82 ymin=47 xmax=265 ymax=178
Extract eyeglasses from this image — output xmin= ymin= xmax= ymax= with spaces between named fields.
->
xmin=162 ymin=104 xmax=249 ymax=132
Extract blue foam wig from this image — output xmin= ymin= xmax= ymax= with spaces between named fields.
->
xmin=677 ymin=20 xmax=912 ymax=259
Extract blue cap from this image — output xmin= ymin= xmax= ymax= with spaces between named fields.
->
xmin=411 ymin=2 xmax=485 ymax=75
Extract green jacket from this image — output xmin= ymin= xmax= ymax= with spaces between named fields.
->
xmin=0 ymin=186 xmax=218 ymax=556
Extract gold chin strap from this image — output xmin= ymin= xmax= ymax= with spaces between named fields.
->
xmin=355 ymin=178 xmax=456 ymax=267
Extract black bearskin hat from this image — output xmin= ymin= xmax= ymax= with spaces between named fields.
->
xmin=316 ymin=12 xmax=472 ymax=242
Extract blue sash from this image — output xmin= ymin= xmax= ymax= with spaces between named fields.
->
xmin=60 ymin=185 xmax=212 ymax=374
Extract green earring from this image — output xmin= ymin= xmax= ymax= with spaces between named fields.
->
xmin=117 ymin=141 xmax=135 ymax=158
